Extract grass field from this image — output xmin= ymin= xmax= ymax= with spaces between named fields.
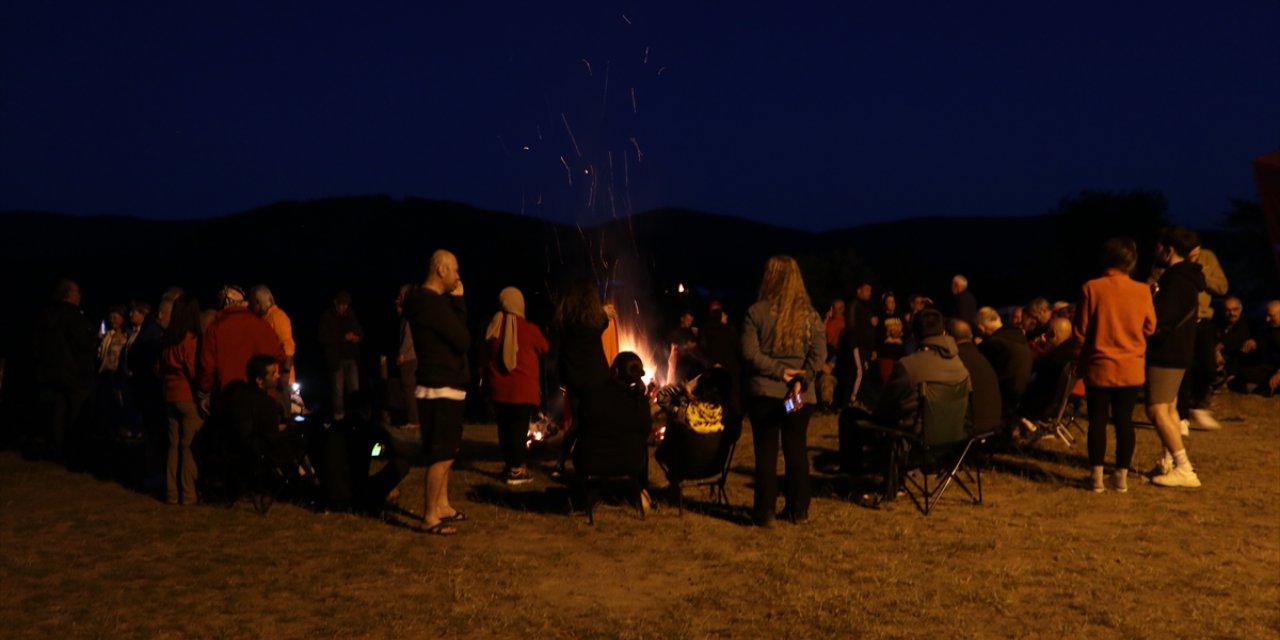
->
xmin=2 ymin=393 xmax=1277 ymax=639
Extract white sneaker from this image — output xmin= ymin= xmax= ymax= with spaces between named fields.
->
xmin=1179 ymin=419 xmax=1190 ymax=437
xmin=1152 ymin=466 xmax=1201 ymax=488
xmin=1188 ymin=409 xmax=1222 ymax=431
xmin=1147 ymin=456 xmax=1173 ymax=478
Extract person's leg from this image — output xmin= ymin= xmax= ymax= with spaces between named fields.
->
xmin=1084 ymin=386 xmax=1111 ymax=470
xmin=493 ymin=403 xmax=521 ymax=473
xmin=509 ymin=404 xmax=535 ymax=472
xmin=748 ymin=396 xmax=781 ymax=526
xmin=1110 ymin=386 xmax=1139 ymax=491
xmin=331 ymin=367 xmax=346 ymax=420
xmin=848 ymin=348 xmax=865 ymax=406
xmin=434 ymin=399 xmax=465 ymax=517
xmin=345 ymin=359 xmax=360 ymax=392
xmin=556 ymin=394 xmax=580 ymax=471
xmin=178 ymin=401 xmax=203 ymax=504
xmin=780 ymin=405 xmax=813 ymax=521
xmin=165 ymin=403 xmax=181 ymax=503
xmin=1147 ymin=367 xmax=1200 ymax=488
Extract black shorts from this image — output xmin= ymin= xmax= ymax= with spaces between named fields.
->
xmin=417 ymin=398 xmax=465 ymax=464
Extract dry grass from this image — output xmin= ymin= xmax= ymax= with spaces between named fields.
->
xmin=2 ymin=393 xmax=1278 ymax=639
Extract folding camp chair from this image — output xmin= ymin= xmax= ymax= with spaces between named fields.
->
xmin=885 ymin=379 xmax=985 ymax=515
xmin=1023 ymin=362 xmax=1082 ymax=446
xmin=577 ymin=473 xmax=647 ymax=525
xmin=659 ymin=416 xmax=743 ymax=516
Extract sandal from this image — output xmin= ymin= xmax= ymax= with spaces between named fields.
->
xmin=416 ymin=521 xmax=458 ymax=536
xmin=441 ymin=510 xmax=468 ymax=523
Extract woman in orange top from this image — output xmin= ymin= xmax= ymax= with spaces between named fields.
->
xmin=1074 ymin=238 xmax=1156 ymax=493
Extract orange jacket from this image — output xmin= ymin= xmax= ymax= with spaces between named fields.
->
xmin=1074 ymin=271 xmax=1156 ymax=388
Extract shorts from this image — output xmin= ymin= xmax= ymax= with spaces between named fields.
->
xmin=417 ymin=398 xmax=465 ymax=464
xmin=1145 ymin=367 xmax=1185 ymax=404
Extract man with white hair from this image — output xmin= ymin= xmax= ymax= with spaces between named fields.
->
xmin=198 ymin=285 xmax=286 ymax=414
xmin=950 ymin=274 xmax=978 ymax=326
xmin=251 ymin=285 xmax=296 ymax=410
xmin=975 ymin=306 xmax=1032 ymax=421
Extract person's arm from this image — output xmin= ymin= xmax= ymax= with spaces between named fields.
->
xmin=350 ymin=312 xmax=364 ymax=340
xmin=801 ymin=312 xmax=827 ymax=385
xmin=277 ymin=312 xmax=296 ymax=358
xmin=1200 ymin=249 xmax=1228 ymax=296
xmin=741 ymin=306 xmax=785 ymax=380
xmin=531 ymin=324 xmax=550 ymax=356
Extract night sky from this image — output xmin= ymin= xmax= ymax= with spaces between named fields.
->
xmin=2 ymin=1 xmax=1277 ymax=230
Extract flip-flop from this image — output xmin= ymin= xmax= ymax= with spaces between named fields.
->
xmin=416 ymin=521 xmax=458 ymax=536
xmin=441 ymin=510 xmax=468 ymax=523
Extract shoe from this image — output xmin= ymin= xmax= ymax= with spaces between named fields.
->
xmin=1152 ymin=466 xmax=1201 ymax=488
xmin=1147 ymin=456 xmax=1174 ymax=478
xmin=505 ymin=468 xmax=534 ymax=486
xmin=549 ymin=464 xmax=565 ymax=480
xmin=1179 ymin=419 xmax=1190 ymax=437
xmin=1090 ymin=476 xmax=1106 ymax=493
xmin=415 ymin=521 xmax=459 ymax=536
xmin=440 ymin=510 xmax=468 ymax=523
xmin=1188 ymin=409 xmax=1221 ymax=431
xmin=1107 ymin=474 xmax=1128 ymax=493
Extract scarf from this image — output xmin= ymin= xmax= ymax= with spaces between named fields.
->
xmin=485 ymin=287 xmax=526 ymax=372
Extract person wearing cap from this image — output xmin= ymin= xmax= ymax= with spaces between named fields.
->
xmin=318 ymin=290 xmax=364 ymax=421
xmin=197 ymin=285 xmax=285 ymax=414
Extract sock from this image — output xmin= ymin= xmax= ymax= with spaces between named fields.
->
xmin=1091 ymin=465 xmax=1105 ymax=485
xmin=1172 ymin=449 xmax=1192 ymax=470
xmin=1113 ymin=468 xmax=1128 ymax=490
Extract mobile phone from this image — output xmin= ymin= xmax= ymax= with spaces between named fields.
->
xmin=370 ymin=443 xmax=383 ymax=457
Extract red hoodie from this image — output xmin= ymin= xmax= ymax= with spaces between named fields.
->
xmin=199 ymin=306 xmax=285 ymax=394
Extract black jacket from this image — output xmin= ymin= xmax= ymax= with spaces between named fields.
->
xmin=978 ymin=325 xmax=1033 ymax=408
xmin=34 ymin=300 xmax=97 ymax=389
xmin=317 ymin=308 xmax=364 ymax=367
xmin=556 ymin=319 xmax=610 ymax=393
xmin=955 ymin=341 xmax=1003 ymax=433
xmin=404 ymin=288 xmax=470 ymax=389
xmin=1148 ymin=261 xmax=1205 ymax=368
xmin=572 ymin=378 xmax=651 ymax=477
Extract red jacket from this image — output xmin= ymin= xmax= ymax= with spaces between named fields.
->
xmin=161 ymin=333 xmax=199 ymax=402
xmin=486 ymin=317 xmax=549 ymax=406
xmin=199 ymin=306 xmax=285 ymax=394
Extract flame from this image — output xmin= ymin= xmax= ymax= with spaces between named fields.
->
xmin=677 ymin=283 xmax=686 ymax=294
xmin=610 ymin=301 xmax=659 ymax=386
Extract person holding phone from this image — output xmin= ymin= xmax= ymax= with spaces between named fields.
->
xmin=742 ymin=256 xmax=825 ymax=527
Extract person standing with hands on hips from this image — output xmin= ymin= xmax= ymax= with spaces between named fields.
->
xmin=742 ymin=255 xmax=826 ymax=527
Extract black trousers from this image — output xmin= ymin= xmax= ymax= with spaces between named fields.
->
xmin=748 ymin=396 xmax=813 ymax=522
xmin=1177 ymin=319 xmax=1217 ymax=416
xmin=1085 ymin=385 xmax=1139 ymax=468
xmin=493 ymin=402 xmax=536 ymax=470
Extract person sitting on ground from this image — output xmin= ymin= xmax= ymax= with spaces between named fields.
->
xmin=945 ymin=319 xmax=1002 ymax=437
xmin=1230 ymin=300 xmax=1280 ymax=397
xmin=974 ymin=306 xmax=1033 ymax=421
xmin=839 ymin=309 xmax=970 ymax=478
xmin=654 ymin=368 xmax=736 ymax=497
xmin=571 ymin=352 xmax=654 ymax=511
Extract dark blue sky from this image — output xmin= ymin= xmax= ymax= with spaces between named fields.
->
xmin=2 ymin=1 xmax=1277 ymax=230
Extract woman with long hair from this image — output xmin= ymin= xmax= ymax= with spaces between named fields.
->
xmin=159 ymin=295 xmax=204 ymax=505
xmin=742 ymin=256 xmax=826 ymax=526
xmin=1075 ymin=237 xmax=1155 ymax=493
xmin=552 ymin=279 xmax=611 ymax=475
xmin=484 ymin=287 xmax=550 ymax=484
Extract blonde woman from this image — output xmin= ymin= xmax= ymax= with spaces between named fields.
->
xmin=742 ymin=256 xmax=826 ymax=527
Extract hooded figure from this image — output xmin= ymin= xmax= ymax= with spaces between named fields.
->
xmin=873 ymin=309 xmax=971 ymax=429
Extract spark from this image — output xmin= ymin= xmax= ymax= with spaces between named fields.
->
xmin=657 ymin=66 xmax=667 ymax=76
xmin=581 ymin=58 xmax=592 ymax=76
xmin=643 ymin=46 xmax=649 ymax=64
xmin=521 ymin=145 xmax=530 ymax=151
xmin=621 ymin=13 xmax=632 ymax=25
xmin=629 ymin=137 xmax=644 ymax=162
xmin=601 ymin=60 xmax=610 ymax=107
xmin=536 ymin=125 xmax=542 ymax=141
xmin=630 ymin=87 xmax=637 ymax=114
xmin=561 ymin=112 xmax=581 ymax=157
xmin=559 ymin=155 xmax=572 ymax=185
xmin=497 ymin=135 xmax=512 ymax=158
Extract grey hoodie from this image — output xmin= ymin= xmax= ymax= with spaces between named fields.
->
xmin=874 ymin=334 xmax=971 ymax=429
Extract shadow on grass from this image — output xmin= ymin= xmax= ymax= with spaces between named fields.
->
xmin=465 ymin=483 xmax=575 ymax=516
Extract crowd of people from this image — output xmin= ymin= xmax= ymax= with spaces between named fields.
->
xmin=7 ymin=232 xmax=1280 ymax=533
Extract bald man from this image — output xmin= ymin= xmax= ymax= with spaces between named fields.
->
xmin=403 ymin=249 xmax=470 ymax=535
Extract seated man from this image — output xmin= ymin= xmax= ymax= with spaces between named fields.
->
xmin=946 ymin=319 xmax=1002 ymax=436
xmin=975 ymin=306 xmax=1033 ymax=421
xmin=1230 ymin=300 xmax=1280 ymax=397
xmin=1216 ymin=296 xmax=1256 ymax=382
xmin=204 ymin=354 xmax=308 ymax=500
xmin=1020 ymin=317 xmax=1077 ymax=421
xmin=839 ymin=309 xmax=970 ymax=476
